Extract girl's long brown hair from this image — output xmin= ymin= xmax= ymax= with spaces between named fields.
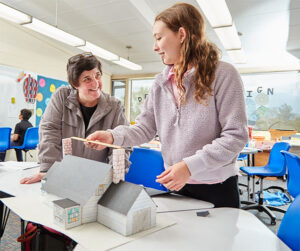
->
xmin=155 ymin=3 xmax=220 ymax=104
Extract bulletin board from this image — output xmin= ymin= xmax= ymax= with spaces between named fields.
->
xmin=36 ymin=76 xmax=69 ymax=126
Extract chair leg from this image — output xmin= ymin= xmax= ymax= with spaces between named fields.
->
xmin=21 ymin=219 xmax=25 ymax=251
xmin=241 ymin=200 xmax=255 ymax=206
xmin=247 ymin=175 xmax=250 ymax=201
xmin=266 ymin=205 xmax=286 ymax=214
xmin=242 ymin=202 xmax=277 ymax=225
xmin=242 ymin=177 xmax=278 ymax=225
xmin=238 ymin=183 xmax=247 ymax=195
xmin=252 ymin=176 xmax=256 ymax=201
xmin=0 ymin=202 xmax=11 ymax=239
xmin=259 ymin=206 xmax=277 ymax=225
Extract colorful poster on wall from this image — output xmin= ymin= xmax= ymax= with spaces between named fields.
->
xmin=36 ymin=75 xmax=68 ymax=126
xmin=23 ymin=75 xmax=38 ymax=103
xmin=242 ymin=72 xmax=300 ymax=131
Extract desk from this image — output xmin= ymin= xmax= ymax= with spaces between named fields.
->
xmin=240 ymin=147 xmax=261 ymax=167
xmin=0 ymin=162 xmax=40 ymax=241
xmin=0 ymin=163 xmax=290 ymax=251
xmin=111 ymin=208 xmax=290 ymax=251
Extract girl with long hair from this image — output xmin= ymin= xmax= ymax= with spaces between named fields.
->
xmin=86 ymin=3 xmax=248 ymax=208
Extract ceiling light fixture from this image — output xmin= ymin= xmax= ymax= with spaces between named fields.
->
xmin=214 ymin=24 xmax=241 ymax=50
xmin=2 ymin=3 xmax=142 ymax=70
xmin=195 ymin=0 xmax=232 ymax=27
xmin=0 ymin=3 xmax=31 ymax=24
xmin=22 ymin=18 xmax=85 ymax=47
xmin=113 ymin=57 xmax=142 ymax=71
xmin=77 ymin=41 xmax=119 ymax=61
xmin=196 ymin=0 xmax=246 ymax=63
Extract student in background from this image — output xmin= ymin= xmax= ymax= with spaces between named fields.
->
xmin=86 ymin=3 xmax=248 ymax=208
xmin=0 ymin=109 xmax=33 ymax=162
xmin=20 ymin=53 xmax=129 ymax=184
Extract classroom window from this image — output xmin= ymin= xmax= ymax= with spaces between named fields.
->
xmin=130 ymin=79 xmax=154 ymax=122
xmin=112 ymin=80 xmax=126 ymax=106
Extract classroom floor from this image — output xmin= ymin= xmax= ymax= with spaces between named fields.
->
xmin=0 ymin=175 xmax=291 ymax=250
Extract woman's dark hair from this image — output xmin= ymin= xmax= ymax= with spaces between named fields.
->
xmin=67 ymin=52 xmax=102 ymax=88
xmin=20 ymin=109 xmax=32 ymax=120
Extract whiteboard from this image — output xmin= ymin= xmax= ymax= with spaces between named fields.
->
xmin=0 ymin=64 xmax=36 ymax=130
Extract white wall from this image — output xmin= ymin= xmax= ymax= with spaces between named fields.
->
xmin=0 ymin=18 xmax=112 ymax=90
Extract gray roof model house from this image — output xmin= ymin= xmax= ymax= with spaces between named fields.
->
xmin=44 ymin=152 xmax=156 ymax=236
xmin=53 ymin=198 xmax=81 ymax=229
xmin=44 ymin=155 xmax=113 ymax=225
xmin=98 ymin=182 xmax=156 ymax=236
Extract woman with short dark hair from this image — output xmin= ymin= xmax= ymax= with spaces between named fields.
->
xmin=20 ymin=53 xmax=129 ymax=184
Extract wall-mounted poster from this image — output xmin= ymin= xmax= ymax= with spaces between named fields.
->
xmin=36 ymin=75 xmax=68 ymax=126
xmin=242 ymin=72 xmax=300 ymax=131
xmin=23 ymin=75 xmax=38 ymax=103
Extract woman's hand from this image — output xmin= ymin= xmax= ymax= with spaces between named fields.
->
xmin=85 ymin=130 xmax=114 ymax=150
xmin=20 ymin=172 xmax=46 ymax=184
xmin=156 ymin=161 xmax=191 ymax=191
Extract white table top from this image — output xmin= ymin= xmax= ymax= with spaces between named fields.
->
xmin=0 ymin=162 xmax=290 ymax=251
xmin=240 ymin=147 xmax=262 ymax=155
xmin=0 ymin=162 xmax=40 ymax=196
xmin=112 ymin=208 xmax=290 ymax=251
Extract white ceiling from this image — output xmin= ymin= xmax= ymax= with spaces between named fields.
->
xmin=1 ymin=0 xmax=300 ymax=75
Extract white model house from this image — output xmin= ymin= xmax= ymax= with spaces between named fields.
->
xmin=53 ymin=198 xmax=81 ymax=229
xmin=43 ymin=155 xmax=113 ymax=226
xmin=43 ymin=147 xmax=156 ymax=236
xmin=98 ymin=182 xmax=156 ymax=236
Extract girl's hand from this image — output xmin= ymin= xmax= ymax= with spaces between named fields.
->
xmin=156 ymin=161 xmax=191 ymax=191
xmin=85 ymin=131 xmax=113 ymax=150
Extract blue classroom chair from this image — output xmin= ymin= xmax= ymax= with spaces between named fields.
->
xmin=0 ymin=127 xmax=12 ymax=161
xmin=281 ymin=151 xmax=300 ymax=199
xmin=240 ymin=142 xmax=291 ymax=225
xmin=277 ymin=195 xmax=300 ymax=251
xmin=10 ymin=127 xmax=39 ymax=161
xmin=126 ymin=147 xmax=167 ymax=191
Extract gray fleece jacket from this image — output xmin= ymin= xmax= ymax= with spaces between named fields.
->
xmin=38 ymin=86 xmax=129 ymax=172
xmin=111 ymin=61 xmax=248 ymax=183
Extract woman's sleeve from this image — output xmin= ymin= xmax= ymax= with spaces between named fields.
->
xmin=183 ymin=64 xmax=249 ymax=180
xmin=110 ymin=85 xmax=157 ymax=147
xmin=38 ymin=89 xmax=64 ymax=172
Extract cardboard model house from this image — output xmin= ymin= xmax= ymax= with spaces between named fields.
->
xmin=44 ymin=155 xmax=113 ymax=227
xmin=53 ymin=198 xmax=81 ymax=229
xmin=44 ymin=148 xmax=156 ymax=235
xmin=98 ymin=182 xmax=156 ymax=236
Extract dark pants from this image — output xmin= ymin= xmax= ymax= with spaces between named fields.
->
xmin=0 ymin=152 xmax=5 ymax=162
xmin=11 ymin=142 xmax=23 ymax=161
xmin=177 ymin=175 xmax=240 ymax=208
xmin=0 ymin=142 xmax=23 ymax=162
